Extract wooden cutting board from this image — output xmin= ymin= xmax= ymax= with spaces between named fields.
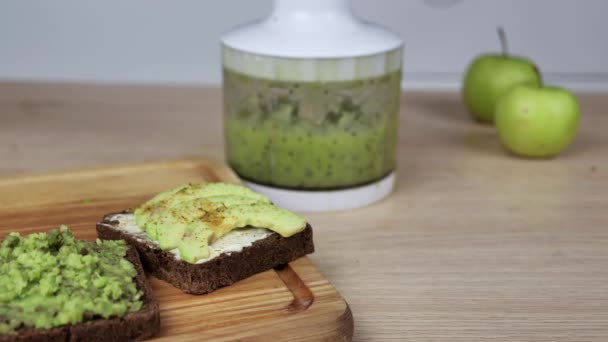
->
xmin=0 ymin=159 xmax=354 ymax=341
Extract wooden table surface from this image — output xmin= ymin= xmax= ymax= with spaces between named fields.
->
xmin=1 ymin=82 xmax=607 ymax=341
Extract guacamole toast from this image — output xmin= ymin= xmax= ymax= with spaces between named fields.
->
xmin=0 ymin=228 xmax=160 ymax=342
xmin=96 ymin=183 xmax=314 ymax=294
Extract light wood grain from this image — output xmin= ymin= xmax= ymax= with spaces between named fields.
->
xmin=0 ymin=160 xmax=353 ymax=341
xmin=1 ymin=82 xmax=607 ymax=341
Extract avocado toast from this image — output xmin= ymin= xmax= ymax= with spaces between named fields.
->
xmin=0 ymin=226 xmax=160 ymax=341
xmin=96 ymin=183 xmax=314 ymax=294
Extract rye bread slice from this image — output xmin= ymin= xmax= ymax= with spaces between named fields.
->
xmin=0 ymin=246 xmax=160 ymax=342
xmin=96 ymin=212 xmax=314 ymax=295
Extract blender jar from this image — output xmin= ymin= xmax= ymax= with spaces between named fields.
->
xmin=222 ymin=0 xmax=403 ymax=210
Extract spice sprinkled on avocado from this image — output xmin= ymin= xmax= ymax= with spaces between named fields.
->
xmin=134 ymin=183 xmax=307 ymax=263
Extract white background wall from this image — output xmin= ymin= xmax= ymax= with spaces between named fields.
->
xmin=1 ymin=0 xmax=607 ymax=90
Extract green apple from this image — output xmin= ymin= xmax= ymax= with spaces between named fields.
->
xmin=463 ymin=54 xmax=541 ymax=122
xmin=495 ymin=85 xmax=580 ymax=158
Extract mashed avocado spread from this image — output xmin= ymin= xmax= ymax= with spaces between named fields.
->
xmin=134 ymin=183 xmax=306 ymax=263
xmin=0 ymin=226 xmax=143 ymax=334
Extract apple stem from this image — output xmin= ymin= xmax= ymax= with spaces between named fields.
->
xmin=497 ymin=27 xmax=509 ymax=56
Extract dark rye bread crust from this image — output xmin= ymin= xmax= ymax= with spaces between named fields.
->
xmin=0 ymin=247 xmax=160 ymax=342
xmin=96 ymin=212 xmax=315 ymax=295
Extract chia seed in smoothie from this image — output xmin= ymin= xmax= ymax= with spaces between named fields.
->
xmin=224 ymin=68 xmax=401 ymax=190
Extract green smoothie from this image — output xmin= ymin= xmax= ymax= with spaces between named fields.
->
xmin=224 ymin=68 xmax=401 ymax=189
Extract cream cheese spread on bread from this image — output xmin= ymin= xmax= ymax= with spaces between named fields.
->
xmin=103 ymin=213 xmax=272 ymax=264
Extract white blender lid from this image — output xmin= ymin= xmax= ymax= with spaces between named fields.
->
xmin=221 ymin=0 xmax=403 ymax=59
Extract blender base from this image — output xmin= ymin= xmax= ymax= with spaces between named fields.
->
xmin=243 ymin=172 xmax=396 ymax=212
